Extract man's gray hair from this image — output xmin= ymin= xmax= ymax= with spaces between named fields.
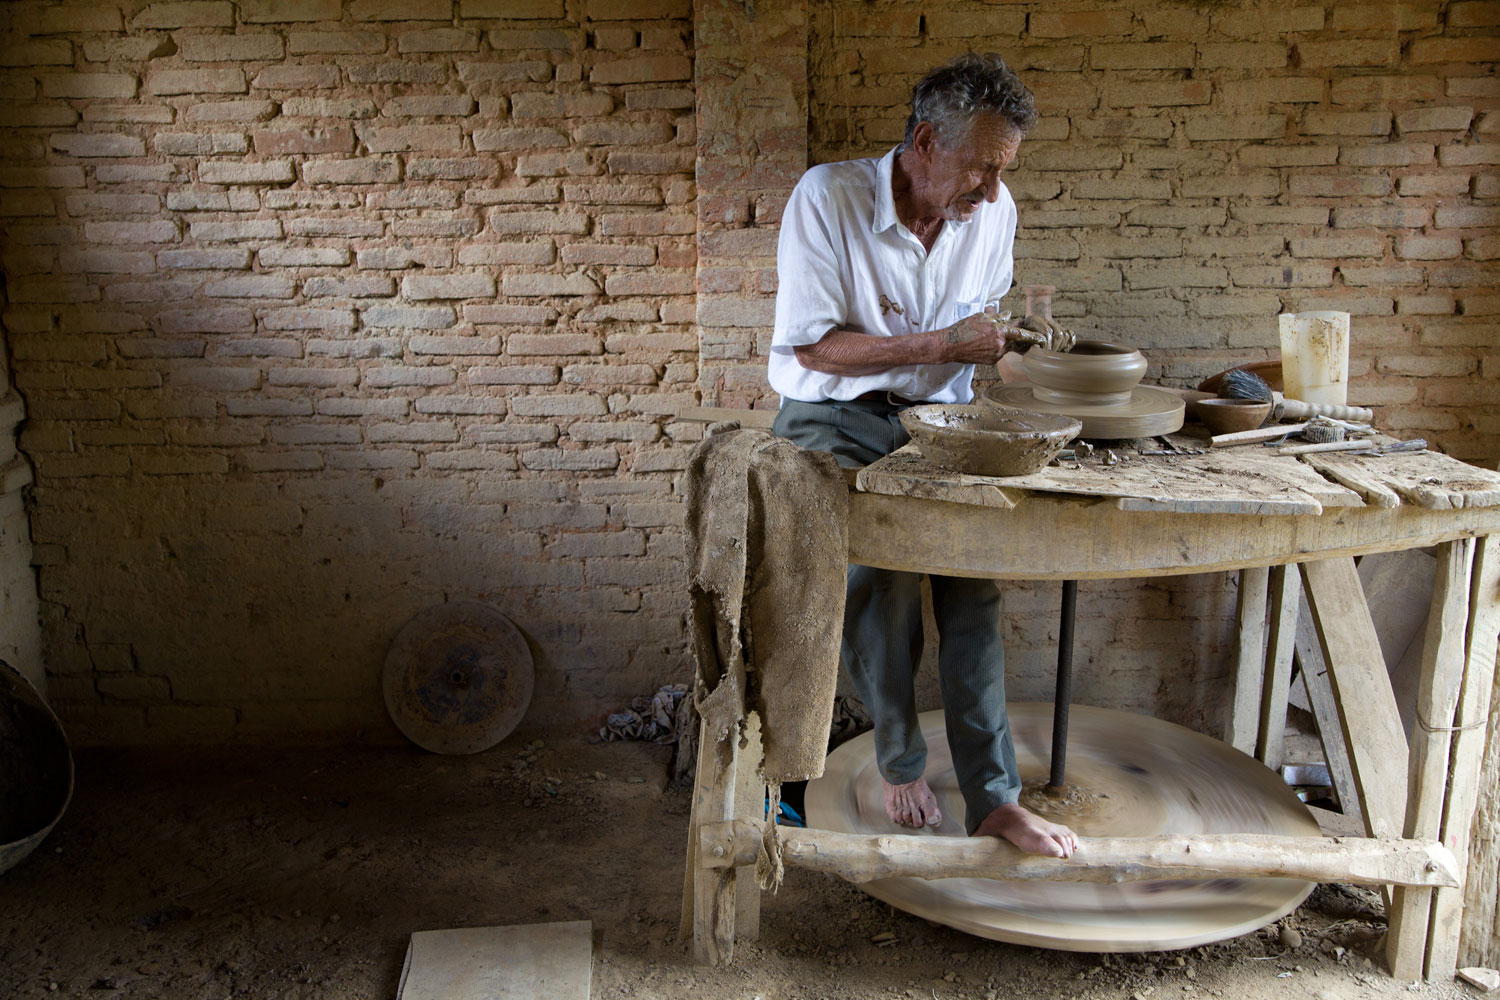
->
xmin=902 ymin=52 xmax=1038 ymax=151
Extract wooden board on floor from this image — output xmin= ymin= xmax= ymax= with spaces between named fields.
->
xmin=1304 ymin=451 xmax=1500 ymax=510
xmin=857 ymin=443 xmax=1362 ymax=515
xmin=398 ymin=921 xmax=592 ymax=1000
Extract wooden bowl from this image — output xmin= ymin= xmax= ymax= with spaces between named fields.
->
xmin=1193 ymin=398 xmax=1273 ymax=434
xmin=900 ymin=404 xmax=1081 ymax=477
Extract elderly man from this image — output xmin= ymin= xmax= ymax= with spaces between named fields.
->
xmin=768 ymin=53 xmax=1077 ymax=859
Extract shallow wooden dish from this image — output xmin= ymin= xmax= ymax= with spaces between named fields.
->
xmin=1194 ymin=398 xmax=1273 ymax=433
xmin=899 ymin=404 xmax=1081 ymax=477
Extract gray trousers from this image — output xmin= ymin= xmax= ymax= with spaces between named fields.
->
xmin=772 ymin=398 xmax=1021 ymax=834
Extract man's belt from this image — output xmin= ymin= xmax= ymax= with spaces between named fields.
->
xmin=850 ymin=390 xmax=928 ymax=407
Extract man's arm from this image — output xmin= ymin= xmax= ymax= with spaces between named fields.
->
xmin=793 ymin=312 xmax=1034 ymax=376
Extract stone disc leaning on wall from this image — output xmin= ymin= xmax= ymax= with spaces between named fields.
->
xmin=382 ymin=603 xmax=534 ymax=756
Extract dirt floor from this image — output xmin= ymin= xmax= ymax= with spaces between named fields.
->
xmin=0 ymin=729 xmax=1482 ymax=1000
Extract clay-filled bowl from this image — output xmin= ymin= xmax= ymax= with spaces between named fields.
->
xmin=1193 ymin=397 xmax=1273 ymax=434
xmin=900 ymin=404 xmax=1081 ymax=477
xmin=1022 ymin=341 xmax=1148 ymax=405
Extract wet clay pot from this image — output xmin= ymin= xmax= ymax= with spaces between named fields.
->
xmin=1023 ymin=341 xmax=1148 ymax=406
xmin=900 ymin=403 xmax=1081 ymax=477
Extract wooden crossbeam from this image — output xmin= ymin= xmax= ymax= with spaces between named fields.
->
xmin=700 ymin=823 xmax=1461 ymax=890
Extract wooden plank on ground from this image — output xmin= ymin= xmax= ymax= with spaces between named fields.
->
xmin=855 ymin=445 xmax=1022 ymax=509
xmin=397 ymin=921 xmax=592 ymax=1000
xmin=1387 ymin=540 xmax=1474 ymax=981
xmin=1256 ymin=565 xmax=1300 ymax=768
xmin=1301 ymin=557 xmax=1411 ymax=840
xmin=1435 ymin=535 xmax=1500 ymax=979
xmin=1226 ymin=565 xmax=1269 ymax=754
xmin=1305 ymin=451 xmax=1500 ymax=510
xmin=857 ymin=443 xmax=1364 ymax=515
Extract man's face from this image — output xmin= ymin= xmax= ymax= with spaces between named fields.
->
xmin=925 ymin=114 xmax=1022 ymax=222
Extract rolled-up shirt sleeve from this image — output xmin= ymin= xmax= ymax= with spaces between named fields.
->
xmin=772 ymin=179 xmax=847 ymax=351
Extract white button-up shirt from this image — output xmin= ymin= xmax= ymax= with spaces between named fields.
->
xmin=768 ymin=146 xmax=1018 ymax=404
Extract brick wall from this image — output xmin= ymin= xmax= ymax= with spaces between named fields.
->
xmin=1 ymin=0 xmax=1495 ymax=745
xmin=0 ymin=0 xmax=699 ymax=742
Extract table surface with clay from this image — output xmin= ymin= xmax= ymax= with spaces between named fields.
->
xmin=856 ymin=435 xmax=1500 ymax=516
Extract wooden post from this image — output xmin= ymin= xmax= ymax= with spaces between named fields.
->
xmin=1256 ymin=564 xmax=1300 ymax=768
xmin=1301 ymin=557 xmax=1410 ymax=840
xmin=1434 ymin=535 xmax=1500 ymax=978
xmin=1226 ymin=566 xmax=1270 ymax=754
xmin=1387 ymin=540 xmax=1474 ymax=981
xmin=732 ymin=712 xmax=764 ymax=942
xmin=681 ymin=713 xmax=744 ymax=966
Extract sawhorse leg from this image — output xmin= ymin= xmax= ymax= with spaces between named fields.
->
xmin=680 ymin=711 xmax=763 ymax=965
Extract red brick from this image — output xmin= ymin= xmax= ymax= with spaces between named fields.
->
xmin=1450 ymin=1 xmax=1500 ymax=26
xmin=1330 ymin=75 xmax=1442 ymax=105
xmin=1329 ymin=3 xmax=1440 ymax=31
xmin=1198 ymin=42 xmax=1286 ymax=69
xmin=1410 ymin=37 xmax=1500 ymax=63
xmin=1029 ymin=10 xmax=1132 ymax=37
xmin=1090 ymin=42 xmax=1194 ymax=70
xmin=1105 ymin=79 xmax=1211 ymax=108
xmin=1302 ymin=111 xmax=1391 ymax=136
xmin=1296 ymin=39 xmax=1399 ymax=67
xmin=589 ymin=54 xmax=691 ymax=85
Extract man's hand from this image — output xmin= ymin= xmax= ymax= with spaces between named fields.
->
xmin=939 ymin=311 xmax=1075 ymax=364
xmin=938 ymin=312 xmax=1010 ymax=365
xmin=1017 ymin=313 xmax=1077 ymax=353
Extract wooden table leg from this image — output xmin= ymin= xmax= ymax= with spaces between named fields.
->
xmin=1388 ymin=539 xmax=1474 ymax=981
xmin=1300 ymin=557 xmax=1410 ymax=841
xmin=1430 ymin=535 xmax=1500 ymax=979
xmin=1226 ymin=566 xmax=1270 ymax=754
xmin=1256 ymin=564 xmax=1300 ymax=768
xmin=732 ymin=713 xmax=764 ymax=943
xmin=1295 ymin=599 xmax=1365 ymax=834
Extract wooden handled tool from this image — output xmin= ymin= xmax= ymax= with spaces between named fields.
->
xmin=1271 ymin=393 xmax=1374 ymax=424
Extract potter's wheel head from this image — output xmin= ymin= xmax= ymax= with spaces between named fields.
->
xmin=982 ymin=383 xmax=1185 ymax=439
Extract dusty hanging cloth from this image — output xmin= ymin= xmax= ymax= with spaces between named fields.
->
xmin=684 ymin=425 xmax=847 ymax=890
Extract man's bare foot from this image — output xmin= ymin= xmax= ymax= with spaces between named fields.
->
xmin=883 ymin=778 xmax=942 ymax=829
xmin=973 ymin=802 xmax=1078 ymax=858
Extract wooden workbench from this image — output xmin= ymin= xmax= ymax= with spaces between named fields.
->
xmin=682 ymin=431 xmax=1500 ymax=982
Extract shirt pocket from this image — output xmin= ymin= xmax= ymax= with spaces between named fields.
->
xmin=951 ymin=297 xmax=984 ymax=325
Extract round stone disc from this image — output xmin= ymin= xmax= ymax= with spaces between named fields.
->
xmin=382 ymin=602 xmax=534 ymax=755
xmin=805 ymin=703 xmax=1319 ymax=952
xmin=984 ymin=382 xmax=1185 ymax=439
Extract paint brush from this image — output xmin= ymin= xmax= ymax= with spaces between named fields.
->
xmin=1218 ymin=368 xmax=1374 ymax=424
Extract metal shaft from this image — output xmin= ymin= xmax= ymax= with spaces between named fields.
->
xmin=1049 ymin=579 xmax=1077 ymax=789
